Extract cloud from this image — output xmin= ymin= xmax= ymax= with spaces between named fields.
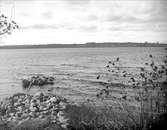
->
xmin=21 ymin=22 xmax=79 ymax=30
xmin=85 ymin=14 xmax=99 ymax=21
xmin=63 ymin=0 xmax=91 ymax=5
xmin=21 ymin=24 xmax=59 ymax=30
xmin=42 ymin=11 xmax=53 ymax=19
xmin=1 ymin=0 xmax=167 ymax=44
xmin=79 ymin=25 xmax=98 ymax=32
xmin=108 ymin=23 xmax=167 ymax=32
xmin=105 ymin=15 xmax=143 ymax=23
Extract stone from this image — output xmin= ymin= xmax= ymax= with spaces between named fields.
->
xmin=9 ymin=113 xmax=15 ymax=117
xmin=39 ymin=115 xmax=44 ymax=119
xmin=61 ymin=123 xmax=69 ymax=129
xmin=29 ymin=112 xmax=36 ymax=118
xmin=57 ymin=111 xmax=65 ymax=117
xmin=59 ymin=102 xmax=66 ymax=110
xmin=30 ymin=102 xmax=38 ymax=107
xmin=21 ymin=113 xmax=29 ymax=119
xmin=14 ymin=102 xmax=20 ymax=107
xmin=42 ymin=111 xmax=49 ymax=115
xmin=30 ymin=106 xmax=38 ymax=112
xmin=41 ymin=107 xmax=48 ymax=111
xmin=7 ymin=117 xmax=12 ymax=121
xmin=12 ymin=117 xmax=17 ymax=122
xmin=16 ymin=112 xmax=22 ymax=118
xmin=22 ymin=79 xmax=31 ymax=88
xmin=24 ymin=98 xmax=30 ymax=104
xmin=34 ymin=92 xmax=44 ymax=97
xmin=7 ymin=105 xmax=13 ymax=110
xmin=24 ymin=109 xmax=29 ymax=113
xmin=51 ymin=110 xmax=57 ymax=116
xmin=36 ymin=112 xmax=40 ymax=116
xmin=0 ymin=92 xmax=70 ymax=127
xmin=52 ymin=106 xmax=58 ymax=112
xmin=17 ymin=106 xmax=23 ymax=111
xmin=58 ymin=116 xmax=69 ymax=124
xmin=49 ymin=97 xmax=57 ymax=103
xmin=18 ymin=99 xmax=22 ymax=103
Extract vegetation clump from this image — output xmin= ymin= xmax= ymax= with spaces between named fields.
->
xmin=0 ymin=14 xmax=19 ymax=36
xmin=96 ymin=53 xmax=167 ymax=129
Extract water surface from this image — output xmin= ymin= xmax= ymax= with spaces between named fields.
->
xmin=0 ymin=47 xmax=166 ymax=102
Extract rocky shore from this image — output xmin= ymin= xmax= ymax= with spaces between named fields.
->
xmin=22 ymin=75 xmax=55 ymax=89
xmin=0 ymin=92 xmax=70 ymax=129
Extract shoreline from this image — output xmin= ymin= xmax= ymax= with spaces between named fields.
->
xmin=0 ymin=43 xmax=167 ymax=49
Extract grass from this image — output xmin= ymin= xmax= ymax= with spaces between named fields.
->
xmin=64 ymin=102 xmax=142 ymax=130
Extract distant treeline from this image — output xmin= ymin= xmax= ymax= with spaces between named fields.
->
xmin=0 ymin=42 xmax=167 ymax=49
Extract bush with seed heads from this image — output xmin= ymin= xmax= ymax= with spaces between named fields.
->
xmin=0 ymin=14 xmax=19 ymax=36
xmin=96 ymin=52 xmax=167 ymax=129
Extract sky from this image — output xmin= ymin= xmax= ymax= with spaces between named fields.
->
xmin=0 ymin=0 xmax=167 ymax=45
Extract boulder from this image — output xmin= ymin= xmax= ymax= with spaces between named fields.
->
xmin=22 ymin=75 xmax=55 ymax=89
xmin=50 ymin=97 xmax=57 ymax=103
xmin=34 ymin=92 xmax=44 ymax=98
xmin=59 ymin=102 xmax=67 ymax=110
xmin=22 ymin=79 xmax=30 ymax=89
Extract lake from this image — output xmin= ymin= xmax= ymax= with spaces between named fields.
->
xmin=0 ymin=47 xmax=166 ymax=102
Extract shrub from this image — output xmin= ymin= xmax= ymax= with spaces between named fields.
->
xmin=96 ymin=53 xmax=167 ymax=129
xmin=0 ymin=14 xmax=19 ymax=36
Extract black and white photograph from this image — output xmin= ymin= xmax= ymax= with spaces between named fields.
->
xmin=0 ymin=0 xmax=167 ymax=130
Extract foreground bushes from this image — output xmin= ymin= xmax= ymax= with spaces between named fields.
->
xmin=1 ymin=95 xmax=167 ymax=130
xmin=96 ymin=54 xmax=167 ymax=130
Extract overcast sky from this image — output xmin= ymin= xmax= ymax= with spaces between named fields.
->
xmin=0 ymin=0 xmax=167 ymax=45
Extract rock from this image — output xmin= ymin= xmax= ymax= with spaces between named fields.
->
xmin=57 ymin=111 xmax=69 ymax=128
xmin=24 ymin=109 xmax=29 ymax=113
xmin=22 ymin=75 xmax=55 ymax=89
xmin=18 ymin=99 xmax=22 ymax=103
xmin=49 ymin=97 xmax=57 ymax=103
xmin=34 ymin=92 xmax=44 ymax=98
xmin=61 ymin=123 xmax=69 ymax=129
xmin=30 ymin=102 xmax=38 ymax=107
xmin=0 ymin=92 xmax=70 ymax=127
xmin=30 ymin=106 xmax=38 ymax=112
xmin=57 ymin=111 xmax=63 ymax=116
xmin=52 ymin=105 xmax=58 ymax=111
xmin=42 ymin=111 xmax=49 ymax=115
xmin=48 ymin=76 xmax=54 ymax=81
xmin=29 ymin=112 xmax=36 ymax=118
xmin=21 ymin=113 xmax=29 ymax=119
xmin=41 ymin=106 xmax=48 ymax=111
xmin=14 ymin=102 xmax=20 ymax=107
xmin=39 ymin=115 xmax=44 ymax=119
xmin=30 ymin=99 xmax=37 ymax=103
xmin=9 ymin=113 xmax=15 ymax=117
xmin=24 ymin=98 xmax=30 ymax=104
xmin=22 ymin=79 xmax=31 ymax=89
xmin=51 ymin=110 xmax=57 ymax=116
xmin=59 ymin=102 xmax=66 ymax=110
xmin=46 ymin=102 xmax=53 ymax=109
xmin=16 ymin=112 xmax=22 ymax=118
xmin=7 ymin=105 xmax=13 ymax=110
xmin=12 ymin=117 xmax=17 ymax=122
xmin=7 ymin=117 xmax=12 ymax=121
xmin=36 ymin=112 xmax=40 ymax=117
